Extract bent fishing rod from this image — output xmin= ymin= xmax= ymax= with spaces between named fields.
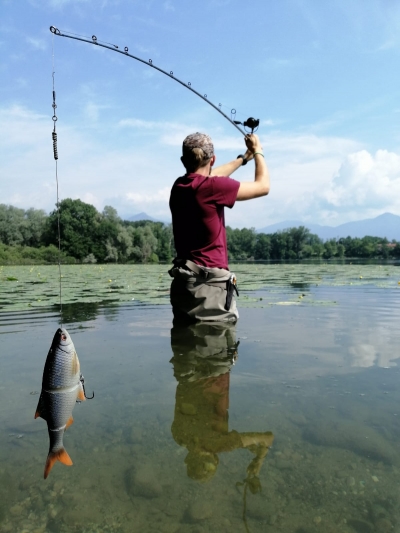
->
xmin=50 ymin=26 xmax=259 ymax=136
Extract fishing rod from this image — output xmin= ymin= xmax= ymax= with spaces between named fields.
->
xmin=49 ymin=26 xmax=259 ymax=136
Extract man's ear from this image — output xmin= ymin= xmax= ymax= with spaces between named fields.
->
xmin=210 ymin=155 xmax=216 ymax=167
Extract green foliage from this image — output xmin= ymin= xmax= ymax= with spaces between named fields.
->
xmin=226 ymin=227 xmax=257 ymax=259
xmin=0 ymin=243 xmax=75 ymax=265
xmin=42 ymin=199 xmax=174 ymax=264
xmin=0 ymin=204 xmax=47 ymax=246
xmin=227 ymin=226 xmax=399 ymax=261
xmin=1 ymin=200 xmax=399 ymax=265
xmin=45 ymin=199 xmax=101 ymax=261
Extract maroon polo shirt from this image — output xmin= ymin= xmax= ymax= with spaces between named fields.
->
xmin=170 ymin=173 xmax=240 ymax=269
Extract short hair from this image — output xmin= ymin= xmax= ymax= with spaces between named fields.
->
xmin=181 ymin=132 xmax=214 ymax=172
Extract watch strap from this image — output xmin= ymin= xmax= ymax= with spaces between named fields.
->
xmin=237 ymin=154 xmax=248 ymax=166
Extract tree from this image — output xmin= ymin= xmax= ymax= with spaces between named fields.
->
xmin=45 ymin=198 xmax=101 ymax=261
xmin=0 ymin=204 xmax=25 ymax=245
xmin=138 ymin=226 xmax=158 ymax=262
xmin=288 ymin=226 xmax=311 ymax=257
xmin=227 ymin=227 xmax=257 ymax=260
xmin=270 ymin=232 xmax=289 ymax=259
xmin=254 ymin=234 xmax=271 ymax=260
xmin=336 ymin=243 xmax=345 ymax=258
xmin=22 ymin=208 xmax=47 ymax=247
xmin=323 ymin=239 xmax=338 ymax=259
xmin=153 ymin=223 xmax=173 ymax=263
xmin=391 ymin=243 xmax=400 ymax=258
xmin=102 ymin=205 xmax=121 ymax=224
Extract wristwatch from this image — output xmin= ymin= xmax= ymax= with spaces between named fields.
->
xmin=237 ymin=154 xmax=248 ymax=166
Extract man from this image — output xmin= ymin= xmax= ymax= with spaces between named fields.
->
xmin=169 ymin=132 xmax=269 ymax=322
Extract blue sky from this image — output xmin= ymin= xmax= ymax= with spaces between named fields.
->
xmin=1 ymin=0 xmax=400 ymax=228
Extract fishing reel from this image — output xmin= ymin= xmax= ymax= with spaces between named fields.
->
xmin=234 ymin=117 xmax=260 ymax=134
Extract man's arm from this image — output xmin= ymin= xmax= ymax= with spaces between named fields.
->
xmin=236 ymin=134 xmax=270 ymax=201
xmin=210 ymin=149 xmax=253 ymax=177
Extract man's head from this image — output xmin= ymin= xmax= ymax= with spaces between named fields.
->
xmin=184 ymin=450 xmax=219 ymax=482
xmin=181 ymin=132 xmax=215 ymax=173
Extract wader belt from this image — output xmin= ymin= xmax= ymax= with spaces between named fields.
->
xmin=169 ymin=259 xmax=239 ymax=322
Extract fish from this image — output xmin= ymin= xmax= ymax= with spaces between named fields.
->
xmin=35 ymin=327 xmax=85 ymax=479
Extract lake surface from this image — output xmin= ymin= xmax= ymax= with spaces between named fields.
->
xmin=0 ymin=264 xmax=399 ymax=533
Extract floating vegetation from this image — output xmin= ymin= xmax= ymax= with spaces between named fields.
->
xmin=0 ymin=263 xmax=398 ymax=312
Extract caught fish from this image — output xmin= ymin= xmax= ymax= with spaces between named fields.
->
xmin=35 ymin=328 xmax=86 ymax=479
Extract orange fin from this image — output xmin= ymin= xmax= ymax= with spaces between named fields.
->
xmin=44 ymin=448 xmax=73 ymax=479
xmin=65 ymin=416 xmax=74 ymax=429
xmin=77 ymin=386 xmax=85 ymax=402
xmin=34 ymin=410 xmax=40 ymax=419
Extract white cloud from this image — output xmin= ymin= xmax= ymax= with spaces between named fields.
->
xmin=118 ymin=118 xmax=185 ymax=131
xmin=0 ymin=105 xmax=181 ymax=219
xmin=262 ymin=57 xmax=294 ymax=69
xmin=29 ymin=0 xmax=91 ymax=7
xmin=262 ymin=119 xmax=277 ymax=127
xmin=126 ymin=187 xmax=170 ymax=204
xmin=0 ymin=105 xmax=48 ymax=147
xmin=84 ymin=102 xmax=110 ymax=122
xmin=313 ymin=149 xmax=400 ymax=222
xmin=2 ymin=104 xmax=399 ymax=227
xmin=26 ymin=37 xmax=46 ymax=50
xmin=227 ymin=132 xmax=361 ymax=227
xmin=349 ymin=344 xmax=377 ymax=368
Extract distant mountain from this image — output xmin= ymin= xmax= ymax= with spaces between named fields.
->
xmin=258 ymin=213 xmax=400 ymax=241
xmin=126 ymin=212 xmax=159 ymax=222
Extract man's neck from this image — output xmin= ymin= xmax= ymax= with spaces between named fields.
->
xmin=190 ymin=163 xmax=211 ymax=177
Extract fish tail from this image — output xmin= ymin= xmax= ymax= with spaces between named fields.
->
xmin=44 ymin=448 xmax=73 ymax=479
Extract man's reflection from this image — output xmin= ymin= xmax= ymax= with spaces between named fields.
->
xmin=170 ymin=322 xmax=274 ymax=484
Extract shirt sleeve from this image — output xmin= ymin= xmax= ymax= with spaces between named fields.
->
xmin=210 ymin=176 xmax=240 ymax=209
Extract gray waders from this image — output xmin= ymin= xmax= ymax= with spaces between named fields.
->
xmin=169 ymin=259 xmax=239 ymax=323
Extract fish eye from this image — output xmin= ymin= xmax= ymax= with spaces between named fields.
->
xmin=61 ymin=334 xmax=67 ymax=340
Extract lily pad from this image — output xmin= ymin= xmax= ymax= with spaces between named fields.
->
xmin=0 ymin=263 xmax=398 ymax=312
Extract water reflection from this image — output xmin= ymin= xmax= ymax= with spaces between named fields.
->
xmin=170 ymin=322 xmax=274 ymax=488
xmin=60 ymin=302 xmax=100 ymax=324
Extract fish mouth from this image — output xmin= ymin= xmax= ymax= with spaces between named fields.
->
xmin=57 ymin=328 xmax=69 ymax=343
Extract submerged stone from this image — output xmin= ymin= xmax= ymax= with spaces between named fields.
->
xmin=347 ymin=518 xmax=374 ymax=533
xmin=185 ymin=501 xmax=212 ymax=522
xmin=125 ymin=464 xmax=163 ymax=499
xmin=302 ymin=420 xmax=398 ymax=465
xmin=374 ymin=518 xmax=393 ymax=533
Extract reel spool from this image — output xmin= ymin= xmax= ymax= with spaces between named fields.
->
xmin=234 ymin=117 xmax=260 ymax=134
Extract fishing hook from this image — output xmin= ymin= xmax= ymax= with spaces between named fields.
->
xmin=49 ymin=26 xmax=259 ymax=136
xmin=79 ymin=374 xmax=94 ymax=400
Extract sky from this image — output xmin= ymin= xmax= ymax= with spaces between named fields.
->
xmin=1 ymin=0 xmax=400 ymax=229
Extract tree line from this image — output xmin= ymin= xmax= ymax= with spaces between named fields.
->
xmin=226 ymin=226 xmax=400 ymax=260
xmin=0 ymin=201 xmax=399 ymax=265
xmin=0 ymin=201 xmax=173 ymax=264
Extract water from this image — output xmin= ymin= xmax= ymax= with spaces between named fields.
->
xmin=0 ymin=267 xmax=400 ymax=533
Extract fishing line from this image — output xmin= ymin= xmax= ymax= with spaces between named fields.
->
xmin=49 ymin=26 xmax=259 ymax=136
xmin=51 ymin=34 xmax=63 ymax=326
